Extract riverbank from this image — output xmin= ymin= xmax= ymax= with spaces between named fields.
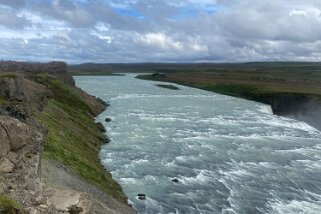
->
xmin=137 ymin=71 xmax=321 ymax=131
xmin=0 ymin=62 xmax=135 ymax=213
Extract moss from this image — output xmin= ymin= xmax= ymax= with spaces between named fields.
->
xmin=36 ymin=97 xmax=126 ymax=202
xmin=0 ymin=194 xmax=20 ymax=214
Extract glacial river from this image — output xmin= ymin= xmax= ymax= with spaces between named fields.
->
xmin=75 ymin=75 xmax=321 ymax=214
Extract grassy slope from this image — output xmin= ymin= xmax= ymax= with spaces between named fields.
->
xmin=34 ymin=75 xmax=127 ymax=202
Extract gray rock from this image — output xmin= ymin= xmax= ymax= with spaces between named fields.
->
xmin=137 ymin=194 xmax=146 ymax=200
xmin=48 ymin=189 xmax=83 ymax=212
xmin=172 ymin=178 xmax=179 ymax=183
xmin=0 ymin=126 xmax=10 ymax=158
xmin=0 ymin=116 xmax=31 ymax=151
xmin=0 ymin=158 xmax=14 ymax=173
xmin=6 ymin=152 xmax=18 ymax=164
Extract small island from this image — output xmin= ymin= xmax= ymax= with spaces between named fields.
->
xmin=155 ymin=84 xmax=180 ymax=90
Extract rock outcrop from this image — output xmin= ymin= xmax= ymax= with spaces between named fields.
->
xmin=0 ymin=61 xmax=74 ymax=85
xmin=0 ymin=74 xmax=51 ymax=121
xmin=0 ymin=62 xmax=135 ymax=213
xmin=0 ymin=116 xmax=46 ymax=213
xmin=0 ymin=116 xmax=31 ymax=159
xmin=0 ymin=61 xmax=67 ymax=74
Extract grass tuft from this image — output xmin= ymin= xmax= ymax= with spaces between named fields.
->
xmin=0 ymin=194 xmax=20 ymax=214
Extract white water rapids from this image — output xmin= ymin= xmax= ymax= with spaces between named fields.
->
xmin=75 ymin=75 xmax=321 ymax=214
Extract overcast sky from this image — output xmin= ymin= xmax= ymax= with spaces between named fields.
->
xmin=0 ymin=0 xmax=321 ymax=63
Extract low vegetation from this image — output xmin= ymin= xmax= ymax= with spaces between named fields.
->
xmin=0 ymin=194 xmax=20 ymax=214
xmin=137 ymin=67 xmax=321 ymax=100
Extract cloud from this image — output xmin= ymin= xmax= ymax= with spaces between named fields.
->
xmin=136 ymin=33 xmax=182 ymax=50
xmin=0 ymin=8 xmax=29 ymax=29
xmin=0 ymin=0 xmax=321 ymax=63
xmin=0 ymin=0 xmax=25 ymax=8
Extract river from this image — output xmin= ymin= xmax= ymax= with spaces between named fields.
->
xmin=75 ymin=74 xmax=321 ymax=214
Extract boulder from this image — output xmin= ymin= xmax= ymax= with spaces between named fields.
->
xmin=48 ymin=189 xmax=82 ymax=212
xmin=137 ymin=194 xmax=146 ymax=200
xmin=105 ymin=118 xmax=112 ymax=122
xmin=103 ymin=136 xmax=110 ymax=144
xmin=172 ymin=178 xmax=179 ymax=183
xmin=0 ymin=116 xmax=31 ymax=151
xmin=0 ymin=158 xmax=14 ymax=173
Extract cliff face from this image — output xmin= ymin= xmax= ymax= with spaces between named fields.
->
xmin=238 ymin=93 xmax=321 ymax=131
xmin=0 ymin=62 xmax=135 ymax=213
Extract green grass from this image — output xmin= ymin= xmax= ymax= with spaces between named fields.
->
xmin=35 ymin=76 xmax=127 ymax=203
xmin=0 ymin=194 xmax=20 ymax=213
xmin=34 ymin=74 xmax=93 ymax=113
xmin=155 ymin=84 xmax=180 ymax=90
xmin=202 ymin=84 xmax=263 ymax=99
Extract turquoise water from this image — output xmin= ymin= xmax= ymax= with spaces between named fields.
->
xmin=75 ymin=75 xmax=321 ymax=214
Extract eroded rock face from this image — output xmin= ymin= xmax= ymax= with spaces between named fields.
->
xmin=0 ymin=116 xmax=31 ymax=158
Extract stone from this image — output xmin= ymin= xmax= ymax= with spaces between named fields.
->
xmin=0 ymin=116 xmax=31 ymax=151
xmin=105 ymin=117 xmax=112 ymax=122
xmin=48 ymin=189 xmax=82 ymax=212
xmin=172 ymin=178 xmax=179 ymax=183
xmin=103 ymin=136 xmax=110 ymax=144
xmin=137 ymin=193 xmax=146 ymax=200
xmin=0 ymin=158 xmax=14 ymax=173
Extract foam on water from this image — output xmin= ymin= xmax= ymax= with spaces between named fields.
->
xmin=75 ymin=75 xmax=321 ymax=214
xmin=258 ymin=104 xmax=274 ymax=114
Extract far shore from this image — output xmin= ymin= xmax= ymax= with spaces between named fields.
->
xmin=136 ymin=71 xmax=321 ymax=131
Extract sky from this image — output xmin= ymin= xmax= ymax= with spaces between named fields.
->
xmin=0 ymin=0 xmax=321 ymax=63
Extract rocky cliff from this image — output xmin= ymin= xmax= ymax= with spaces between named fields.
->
xmin=0 ymin=62 xmax=135 ymax=214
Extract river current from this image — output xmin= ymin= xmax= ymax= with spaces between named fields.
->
xmin=75 ymin=75 xmax=321 ymax=214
